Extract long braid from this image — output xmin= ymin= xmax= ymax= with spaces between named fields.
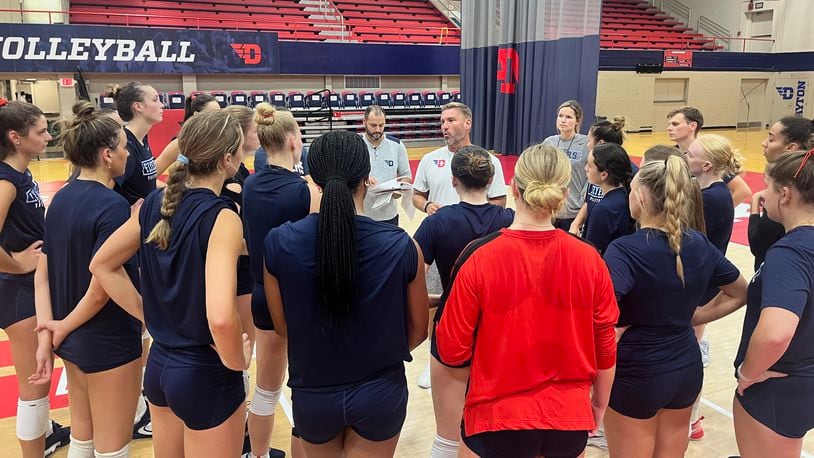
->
xmin=662 ymin=155 xmax=692 ymax=285
xmin=145 ymin=161 xmax=188 ymax=249
xmin=307 ymin=131 xmax=371 ymax=327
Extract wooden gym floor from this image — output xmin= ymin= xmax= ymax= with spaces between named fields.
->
xmin=0 ymin=128 xmax=812 ymax=457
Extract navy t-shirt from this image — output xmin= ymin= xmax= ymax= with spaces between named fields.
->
xmin=44 ymin=180 xmax=141 ymax=365
xmin=605 ymin=228 xmax=740 ymax=375
xmin=0 ymin=162 xmax=44 ymax=255
xmin=115 ymin=129 xmax=157 ymax=205
xmin=139 ymin=188 xmax=236 ymax=348
xmin=255 ymin=146 xmax=309 ymax=176
xmin=702 ymin=181 xmax=735 ymax=255
xmin=414 ymin=202 xmax=513 ymax=307
xmin=735 ymin=226 xmax=814 ymax=376
xmin=265 ymin=214 xmax=417 ymax=389
xmin=242 ymin=166 xmax=310 ymax=285
xmin=584 ymin=187 xmax=631 ymax=253
xmin=584 ymin=161 xmax=638 ymax=229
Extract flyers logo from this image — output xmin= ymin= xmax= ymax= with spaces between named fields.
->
xmin=497 ymin=48 xmax=520 ymax=95
xmin=433 ymin=159 xmax=446 ymax=167
xmin=230 ymin=43 xmax=262 ymax=65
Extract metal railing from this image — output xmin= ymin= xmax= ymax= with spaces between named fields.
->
xmin=709 ymin=36 xmax=776 ymax=53
xmin=697 ymin=16 xmax=731 ymax=51
xmin=651 ymin=0 xmax=691 ymax=27
xmin=319 ymin=0 xmax=348 ymax=41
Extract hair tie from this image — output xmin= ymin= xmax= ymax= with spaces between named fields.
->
xmin=161 ymin=214 xmax=171 ymax=221
xmin=177 ymin=154 xmax=190 ymax=165
xmin=0 ymin=98 xmax=7 ymax=107
xmin=793 ymin=148 xmax=814 ymax=179
xmin=326 ymin=175 xmax=346 ymax=184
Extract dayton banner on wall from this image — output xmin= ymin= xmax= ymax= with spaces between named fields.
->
xmin=0 ymin=23 xmax=279 ymax=74
xmin=461 ymin=0 xmax=601 ymax=155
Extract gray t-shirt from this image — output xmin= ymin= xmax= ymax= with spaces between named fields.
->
xmin=362 ymin=134 xmax=412 ymax=221
xmin=542 ymin=133 xmax=589 ymax=219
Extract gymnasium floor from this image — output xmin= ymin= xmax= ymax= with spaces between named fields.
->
xmin=0 ymin=128 xmax=812 ymax=457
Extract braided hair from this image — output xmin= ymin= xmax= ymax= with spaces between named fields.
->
xmin=307 ymin=130 xmax=371 ymax=327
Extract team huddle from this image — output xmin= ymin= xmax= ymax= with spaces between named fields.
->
xmin=0 ymin=82 xmax=812 ymax=458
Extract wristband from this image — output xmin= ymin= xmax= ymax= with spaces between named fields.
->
xmin=423 ymin=201 xmax=432 ymax=212
xmin=737 ymin=363 xmax=756 ymax=382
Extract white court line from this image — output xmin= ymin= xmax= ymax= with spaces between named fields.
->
xmin=701 ymin=397 xmax=814 ymax=458
xmin=279 ymin=392 xmax=294 ymax=424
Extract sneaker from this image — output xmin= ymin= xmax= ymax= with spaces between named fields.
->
xmin=241 ymin=449 xmax=286 ymax=458
xmin=586 ymin=432 xmax=608 ymax=450
xmin=690 ymin=416 xmax=705 ymax=441
xmin=133 ymin=409 xmax=152 ymax=439
xmin=417 ymin=362 xmax=431 ymax=389
xmin=699 ymin=338 xmax=710 ymax=368
xmin=44 ymin=420 xmax=70 ymax=457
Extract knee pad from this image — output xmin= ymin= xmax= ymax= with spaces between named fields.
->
xmin=430 ymin=435 xmax=458 ymax=458
xmin=94 ymin=444 xmax=130 ymax=458
xmin=16 ymin=397 xmax=49 ymax=441
xmin=67 ymin=436 xmax=94 ymax=458
xmin=248 ymin=386 xmax=280 ymax=417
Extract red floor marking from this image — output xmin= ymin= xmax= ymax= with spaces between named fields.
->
xmin=0 ymin=340 xmax=12 ymax=367
xmin=0 ymin=367 xmax=69 ymax=419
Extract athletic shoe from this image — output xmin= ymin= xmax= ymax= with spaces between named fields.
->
xmin=133 ymin=409 xmax=153 ymax=439
xmin=699 ymin=338 xmax=710 ymax=368
xmin=417 ymin=362 xmax=431 ymax=389
xmin=586 ymin=431 xmax=608 ymax=450
xmin=690 ymin=416 xmax=705 ymax=440
xmin=44 ymin=420 xmax=70 ymax=457
xmin=241 ymin=448 xmax=286 ymax=458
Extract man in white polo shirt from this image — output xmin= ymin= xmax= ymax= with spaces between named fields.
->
xmin=361 ymin=105 xmax=412 ymax=225
xmin=412 ymin=102 xmax=507 ymax=214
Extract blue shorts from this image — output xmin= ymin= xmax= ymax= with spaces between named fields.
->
xmin=737 ymin=375 xmax=814 ymax=439
xmin=462 ymin=426 xmax=588 ymax=458
xmin=291 ymin=366 xmax=408 ymax=444
xmin=144 ymin=343 xmax=245 ymax=430
xmin=0 ymin=273 xmax=35 ymax=329
xmin=610 ymin=361 xmax=703 ymax=419
xmin=251 ymin=282 xmax=275 ymax=330
xmin=56 ymin=325 xmax=141 ymax=374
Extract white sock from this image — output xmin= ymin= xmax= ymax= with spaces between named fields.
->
xmin=67 ymin=436 xmax=94 ymax=458
xmin=690 ymin=398 xmax=702 ymax=424
xmin=430 ymin=434 xmax=458 ymax=458
xmin=134 ymin=394 xmax=147 ymax=423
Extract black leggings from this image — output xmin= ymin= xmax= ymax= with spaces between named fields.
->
xmin=462 ymin=425 xmax=588 ymax=458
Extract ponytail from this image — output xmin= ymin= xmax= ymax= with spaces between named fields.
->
xmin=307 ymin=131 xmax=371 ymax=327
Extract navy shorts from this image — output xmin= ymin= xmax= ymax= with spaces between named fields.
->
xmin=737 ymin=375 xmax=814 ymax=439
xmin=56 ymin=326 xmax=142 ymax=374
xmin=144 ymin=343 xmax=245 ymax=430
xmin=430 ymin=322 xmax=469 ymax=369
xmin=291 ymin=367 xmax=408 ymax=444
xmin=462 ymin=425 xmax=588 ymax=458
xmin=609 ymin=361 xmax=703 ymax=419
xmin=236 ymin=256 xmax=252 ymax=297
xmin=251 ymin=282 xmax=275 ymax=330
xmin=0 ymin=273 xmax=35 ymax=329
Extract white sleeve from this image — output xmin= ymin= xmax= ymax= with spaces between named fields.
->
xmin=413 ymin=156 xmax=430 ymax=193
xmin=396 ymin=142 xmax=411 ymax=179
xmin=487 ymin=154 xmax=507 ymax=198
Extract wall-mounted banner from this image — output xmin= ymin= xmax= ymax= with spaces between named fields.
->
xmin=0 ymin=23 xmax=279 ymax=73
xmin=663 ymin=50 xmax=693 ymax=68
xmin=774 ymin=79 xmax=807 ymax=117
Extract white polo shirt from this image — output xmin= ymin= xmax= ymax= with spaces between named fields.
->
xmin=413 ymin=146 xmax=507 ymax=206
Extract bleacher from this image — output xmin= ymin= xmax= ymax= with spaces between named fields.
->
xmin=600 ymin=0 xmax=723 ymax=50
xmin=68 ymin=0 xmax=460 ymax=44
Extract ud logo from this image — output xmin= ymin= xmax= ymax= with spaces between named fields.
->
xmin=497 ymin=48 xmax=520 ymax=95
xmin=25 ymin=181 xmax=44 ymax=208
xmin=776 ymin=87 xmax=794 ymax=100
xmin=384 ymin=160 xmax=394 ymax=167
xmin=141 ymin=158 xmax=157 ymax=178
xmin=230 ymin=43 xmax=262 ymax=65
xmin=433 ymin=159 xmax=446 ymax=167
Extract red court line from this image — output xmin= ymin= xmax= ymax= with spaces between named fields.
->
xmin=0 ymin=368 xmax=69 ymax=419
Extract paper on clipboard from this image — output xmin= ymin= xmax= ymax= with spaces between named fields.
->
xmin=367 ymin=178 xmax=416 ymax=220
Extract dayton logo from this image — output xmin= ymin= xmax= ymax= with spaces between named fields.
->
xmin=230 ymin=43 xmax=262 ymax=65
xmin=776 ymin=81 xmax=808 ymax=116
xmin=433 ymin=159 xmax=446 ymax=167
xmin=497 ymin=48 xmax=520 ymax=95
xmin=776 ymin=86 xmax=794 ymax=100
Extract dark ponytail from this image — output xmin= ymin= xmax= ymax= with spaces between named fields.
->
xmin=183 ymin=93 xmax=218 ymax=122
xmin=307 ymin=131 xmax=371 ymax=327
xmin=590 ymin=115 xmax=626 ymax=146
xmin=592 ymin=143 xmax=634 ymax=191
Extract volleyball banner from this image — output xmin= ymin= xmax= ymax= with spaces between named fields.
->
xmin=461 ymin=0 xmax=601 ymax=155
xmin=0 ymin=23 xmax=280 ymax=74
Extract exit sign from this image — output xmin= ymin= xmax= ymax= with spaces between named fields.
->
xmin=59 ymin=78 xmax=75 ymax=88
